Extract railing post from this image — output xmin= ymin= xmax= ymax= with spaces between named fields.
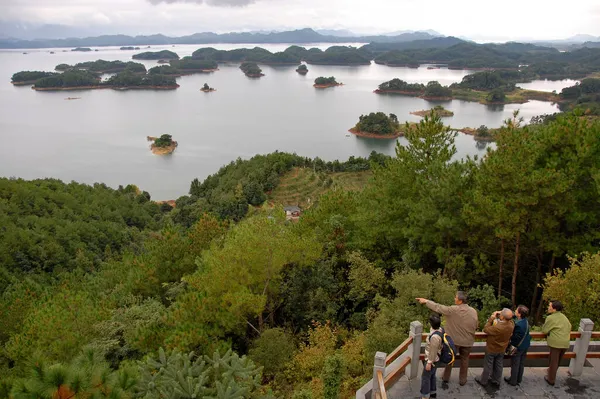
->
xmin=406 ymin=320 xmax=423 ymax=380
xmin=568 ymin=318 xmax=594 ymax=377
xmin=372 ymin=351 xmax=387 ymax=397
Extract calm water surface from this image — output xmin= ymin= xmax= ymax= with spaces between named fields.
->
xmin=0 ymin=44 xmax=559 ymax=199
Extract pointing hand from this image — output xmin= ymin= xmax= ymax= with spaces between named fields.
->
xmin=416 ymin=298 xmax=428 ymax=304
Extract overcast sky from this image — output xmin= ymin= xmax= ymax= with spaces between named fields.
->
xmin=2 ymin=0 xmax=600 ymax=41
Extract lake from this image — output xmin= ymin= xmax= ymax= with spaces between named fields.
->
xmin=0 ymin=43 xmax=563 ymax=200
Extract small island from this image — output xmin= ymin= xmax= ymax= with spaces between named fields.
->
xmin=120 ymin=46 xmax=141 ymax=50
xmin=133 ymin=50 xmax=179 ymax=60
xmin=458 ymin=125 xmax=498 ymax=142
xmin=200 ymin=83 xmax=216 ymax=92
xmin=349 ymin=112 xmax=402 ymax=139
xmin=296 ymin=64 xmax=308 ymax=75
xmin=240 ymin=62 xmax=264 ymax=78
xmin=157 ymin=59 xmax=170 ymax=64
xmin=148 ymin=134 xmax=178 ymax=155
xmin=71 ymin=47 xmax=92 ymax=52
xmin=411 ymin=105 xmax=454 ymax=118
xmin=314 ymin=76 xmax=342 ymax=88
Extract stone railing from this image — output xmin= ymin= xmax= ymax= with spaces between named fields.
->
xmin=356 ymin=318 xmax=600 ymax=399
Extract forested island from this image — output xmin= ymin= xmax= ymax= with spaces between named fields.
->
xmin=349 ymin=112 xmax=403 ymax=138
xmin=148 ymin=65 xmax=181 ymax=76
xmin=376 ymin=71 xmax=556 ymax=104
xmin=200 ymin=83 xmax=215 ymax=92
xmin=169 ymin=57 xmax=219 ymax=73
xmin=120 ymin=46 xmax=141 ymax=50
xmin=133 ymin=50 xmax=179 ymax=60
xmin=240 ymin=61 xmax=264 ymax=77
xmin=14 ymin=69 xmax=179 ymax=91
xmin=184 ymin=42 xmax=600 ymax=78
xmin=11 ymin=71 xmax=58 ymax=85
xmin=55 ymin=59 xmax=147 ymax=74
xmin=313 ymin=76 xmax=342 ymax=88
xmin=2 ymin=112 xmax=598 ymax=398
xmin=411 ymin=105 xmax=454 ymax=117
xmin=148 ymin=134 xmax=178 ymax=155
xmin=296 ymin=64 xmax=308 ymax=74
xmin=190 ymin=45 xmax=371 ymax=66
xmin=71 ymin=47 xmax=92 ymax=52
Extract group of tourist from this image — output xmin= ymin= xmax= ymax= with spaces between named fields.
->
xmin=415 ymin=292 xmax=572 ymax=399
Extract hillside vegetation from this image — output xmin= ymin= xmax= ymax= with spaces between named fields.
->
xmin=1 ymin=112 xmax=600 ymax=399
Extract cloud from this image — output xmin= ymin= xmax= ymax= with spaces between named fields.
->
xmin=147 ymin=0 xmax=258 ymax=6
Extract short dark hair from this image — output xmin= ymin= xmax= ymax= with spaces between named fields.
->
xmin=517 ymin=305 xmax=529 ymax=318
xmin=551 ymin=300 xmax=564 ymax=312
xmin=456 ymin=291 xmax=467 ymax=303
xmin=429 ymin=314 xmax=441 ymax=329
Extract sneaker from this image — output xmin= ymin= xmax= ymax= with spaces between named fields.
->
xmin=544 ymin=376 xmax=555 ymax=386
xmin=475 ymin=377 xmax=487 ymax=387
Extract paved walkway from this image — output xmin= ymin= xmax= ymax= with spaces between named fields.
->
xmin=387 ymin=359 xmax=600 ymax=398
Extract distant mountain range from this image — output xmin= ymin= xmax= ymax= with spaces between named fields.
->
xmin=0 ymin=28 xmax=442 ymax=49
xmin=1 ymin=24 xmax=599 ymax=50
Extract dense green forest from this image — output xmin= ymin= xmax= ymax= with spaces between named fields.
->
xmin=2 ymin=113 xmax=599 ymax=398
xmin=148 ymin=65 xmax=181 ymax=76
xmin=314 ymin=76 xmax=339 ymax=86
xmin=376 ymin=72 xmax=556 ymax=104
xmin=353 ymin=112 xmax=400 ymax=135
xmin=559 ymin=78 xmax=600 ymax=114
xmin=132 ymin=50 xmax=179 ymax=60
xmin=33 ymin=70 xmax=101 ymax=88
xmin=190 ymin=45 xmax=371 ymax=66
xmin=60 ymin=60 xmax=147 ymax=74
xmin=296 ymin=64 xmax=308 ymax=73
xmin=10 ymin=71 xmax=57 ymax=84
xmin=29 ymin=69 xmax=177 ymax=89
xmin=104 ymin=71 xmax=177 ymax=88
xmin=169 ymin=57 xmax=219 ymax=71
xmin=376 ymin=78 xmax=425 ymax=93
xmin=240 ymin=62 xmax=264 ymax=77
xmin=370 ymin=41 xmax=600 ymax=76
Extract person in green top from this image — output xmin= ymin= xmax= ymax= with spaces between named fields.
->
xmin=541 ymin=300 xmax=572 ymax=386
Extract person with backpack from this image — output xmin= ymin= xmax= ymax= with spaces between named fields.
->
xmin=421 ymin=314 xmax=443 ymax=399
xmin=505 ymin=305 xmax=531 ymax=386
xmin=416 ymin=291 xmax=478 ymax=386
xmin=475 ymin=308 xmax=514 ymax=387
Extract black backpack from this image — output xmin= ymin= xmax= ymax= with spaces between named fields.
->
xmin=432 ymin=328 xmax=457 ymax=366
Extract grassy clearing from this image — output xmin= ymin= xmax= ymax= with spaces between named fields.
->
xmin=269 ymin=167 xmax=372 ymax=208
xmin=451 ymin=87 xmax=556 ymax=104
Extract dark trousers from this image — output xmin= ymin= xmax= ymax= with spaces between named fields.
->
xmin=420 ymin=362 xmax=437 ymax=398
xmin=443 ymin=345 xmax=471 ymax=385
xmin=547 ymin=347 xmax=567 ymax=384
xmin=508 ymin=349 xmax=528 ymax=385
xmin=480 ymin=351 xmax=504 ymax=385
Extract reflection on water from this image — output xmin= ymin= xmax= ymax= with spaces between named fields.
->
xmin=475 ymin=140 xmax=490 ymax=151
xmin=517 ymin=79 xmax=578 ymax=93
xmin=0 ymin=43 xmax=559 ymax=199
xmin=485 ymin=104 xmax=505 ymax=112
xmin=354 ymin=136 xmax=398 ymax=154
